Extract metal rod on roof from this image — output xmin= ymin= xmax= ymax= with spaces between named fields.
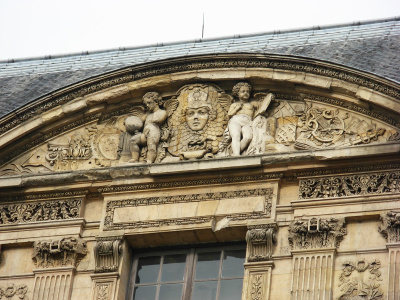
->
xmin=202 ymin=13 xmax=205 ymax=39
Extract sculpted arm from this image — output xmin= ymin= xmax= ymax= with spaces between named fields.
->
xmin=228 ymin=103 xmax=242 ymax=117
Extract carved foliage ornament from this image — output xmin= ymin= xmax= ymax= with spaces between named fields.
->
xmin=338 ymin=259 xmax=383 ymax=300
xmin=0 ymin=284 xmax=28 ymax=300
xmin=94 ymin=237 xmax=123 ymax=273
xmin=246 ymin=224 xmax=277 ymax=262
xmin=288 ymin=217 xmax=346 ymax=250
xmin=379 ymin=211 xmax=400 ymax=243
xmin=0 ymin=199 xmax=81 ymax=225
xmin=299 ymin=170 xmax=400 ymax=199
xmin=32 ymin=237 xmax=87 ymax=268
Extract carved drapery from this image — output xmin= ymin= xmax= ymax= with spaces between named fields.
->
xmin=299 ymin=170 xmax=400 ymax=199
xmin=94 ymin=237 xmax=123 ymax=273
xmin=288 ymin=217 xmax=346 ymax=250
xmin=246 ymin=224 xmax=277 ymax=262
xmin=32 ymin=237 xmax=87 ymax=268
xmin=0 ymin=198 xmax=82 ymax=225
xmin=379 ymin=211 xmax=400 ymax=243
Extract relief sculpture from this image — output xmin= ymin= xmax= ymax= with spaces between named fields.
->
xmin=0 ymin=81 xmax=397 ymax=175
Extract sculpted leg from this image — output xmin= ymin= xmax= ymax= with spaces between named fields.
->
xmin=129 ymin=134 xmax=142 ymax=163
xmin=240 ymin=124 xmax=253 ymax=153
xmin=229 ymin=121 xmax=242 ymax=156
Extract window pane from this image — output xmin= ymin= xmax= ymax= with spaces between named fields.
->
xmin=195 ymin=251 xmax=221 ymax=279
xmin=161 ymin=254 xmax=186 ymax=282
xmin=219 ymin=279 xmax=244 ymax=300
xmin=192 ymin=281 xmax=218 ymax=300
xmin=158 ymin=283 xmax=183 ymax=300
xmin=133 ymin=285 xmax=157 ymax=300
xmin=221 ymin=250 xmax=246 ymax=278
xmin=136 ymin=256 xmax=161 ymax=284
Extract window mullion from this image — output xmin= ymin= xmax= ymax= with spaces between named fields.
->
xmin=216 ymin=250 xmax=224 ymax=300
xmin=183 ymin=249 xmax=195 ymax=300
xmin=155 ymin=255 xmax=164 ymax=300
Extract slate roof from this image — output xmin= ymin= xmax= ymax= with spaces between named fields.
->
xmin=0 ymin=17 xmax=399 ymax=119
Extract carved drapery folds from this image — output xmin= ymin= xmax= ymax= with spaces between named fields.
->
xmin=0 ymin=284 xmax=28 ymax=300
xmin=288 ymin=217 xmax=346 ymax=250
xmin=338 ymin=259 xmax=383 ymax=300
xmin=94 ymin=236 xmax=123 ymax=273
xmin=379 ymin=211 xmax=400 ymax=243
xmin=32 ymin=237 xmax=87 ymax=268
xmin=246 ymin=224 xmax=277 ymax=262
xmin=299 ymin=170 xmax=400 ymax=199
xmin=0 ymin=198 xmax=82 ymax=225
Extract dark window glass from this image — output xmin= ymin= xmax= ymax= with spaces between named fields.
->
xmin=219 ymin=279 xmax=243 ymax=300
xmin=158 ymin=283 xmax=183 ymax=300
xmin=136 ymin=256 xmax=161 ymax=284
xmin=221 ymin=250 xmax=246 ymax=278
xmin=161 ymin=254 xmax=186 ymax=282
xmin=195 ymin=251 xmax=221 ymax=280
xmin=133 ymin=285 xmax=157 ymax=300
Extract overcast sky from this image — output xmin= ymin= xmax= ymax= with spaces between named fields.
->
xmin=0 ymin=0 xmax=399 ymax=61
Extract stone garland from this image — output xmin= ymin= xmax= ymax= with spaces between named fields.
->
xmin=1 ymin=55 xmax=399 ymax=137
xmin=338 ymin=259 xmax=383 ymax=300
xmin=104 ymin=187 xmax=273 ymax=230
xmin=288 ymin=217 xmax=346 ymax=250
xmin=299 ymin=170 xmax=400 ymax=199
xmin=0 ymin=199 xmax=82 ymax=225
xmin=0 ymin=284 xmax=28 ymax=300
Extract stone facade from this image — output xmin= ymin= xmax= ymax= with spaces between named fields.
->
xmin=1 ymin=20 xmax=400 ymax=300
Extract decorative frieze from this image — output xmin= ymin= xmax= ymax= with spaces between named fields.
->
xmin=299 ymin=170 xmax=400 ymax=199
xmin=32 ymin=237 xmax=87 ymax=268
xmin=94 ymin=237 xmax=123 ymax=273
xmin=104 ymin=187 xmax=273 ymax=230
xmin=379 ymin=211 xmax=400 ymax=243
xmin=288 ymin=217 xmax=346 ymax=250
xmin=0 ymin=199 xmax=82 ymax=225
xmin=246 ymin=224 xmax=277 ymax=262
xmin=338 ymin=259 xmax=383 ymax=300
xmin=0 ymin=284 xmax=28 ymax=300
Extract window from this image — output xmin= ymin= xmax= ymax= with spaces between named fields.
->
xmin=129 ymin=245 xmax=246 ymax=300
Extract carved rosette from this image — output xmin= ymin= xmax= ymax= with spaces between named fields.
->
xmin=94 ymin=236 xmax=123 ymax=273
xmin=32 ymin=237 xmax=88 ymax=268
xmin=379 ymin=211 xmax=400 ymax=243
xmin=246 ymin=224 xmax=277 ymax=262
xmin=338 ymin=259 xmax=383 ymax=300
xmin=288 ymin=217 xmax=346 ymax=250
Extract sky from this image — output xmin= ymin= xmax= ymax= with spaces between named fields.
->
xmin=0 ymin=0 xmax=399 ymax=60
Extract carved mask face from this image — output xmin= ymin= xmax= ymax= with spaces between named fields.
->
xmin=238 ymin=86 xmax=250 ymax=101
xmin=186 ymin=107 xmax=209 ymax=131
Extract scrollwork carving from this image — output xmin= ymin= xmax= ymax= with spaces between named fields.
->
xmin=0 ymin=199 xmax=81 ymax=225
xmin=246 ymin=224 xmax=277 ymax=262
xmin=299 ymin=170 xmax=400 ymax=199
xmin=338 ymin=259 xmax=383 ymax=300
xmin=32 ymin=237 xmax=87 ymax=268
xmin=379 ymin=211 xmax=400 ymax=243
xmin=288 ymin=217 xmax=346 ymax=250
xmin=94 ymin=237 xmax=123 ymax=273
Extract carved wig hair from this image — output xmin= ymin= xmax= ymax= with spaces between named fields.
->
xmin=143 ymin=91 xmax=162 ymax=105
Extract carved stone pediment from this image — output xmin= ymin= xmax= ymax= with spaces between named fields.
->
xmin=32 ymin=237 xmax=87 ymax=268
xmin=288 ymin=217 xmax=346 ymax=250
xmin=0 ymin=81 xmax=398 ymax=176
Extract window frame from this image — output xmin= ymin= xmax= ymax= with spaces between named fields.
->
xmin=127 ymin=243 xmax=246 ymax=300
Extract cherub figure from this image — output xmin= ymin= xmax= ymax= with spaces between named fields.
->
xmin=128 ymin=92 xmax=168 ymax=163
xmin=227 ymin=82 xmax=273 ymax=156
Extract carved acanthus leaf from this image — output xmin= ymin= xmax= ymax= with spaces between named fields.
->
xmin=379 ymin=211 xmax=400 ymax=243
xmin=288 ymin=217 xmax=346 ymax=250
xmin=246 ymin=224 xmax=277 ymax=262
xmin=32 ymin=237 xmax=88 ymax=268
xmin=94 ymin=236 xmax=123 ymax=273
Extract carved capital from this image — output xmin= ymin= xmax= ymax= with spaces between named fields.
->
xmin=94 ymin=236 xmax=123 ymax=273
xmin=32 ymin=236 xmax=87 ymax=268
xmin=288 ymin=217 xmax=346 ymax=250
xmin=379 ymin=211 xmax=400 ymax=243
xmin=246 ymin=224 xmax=277 ymax=262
